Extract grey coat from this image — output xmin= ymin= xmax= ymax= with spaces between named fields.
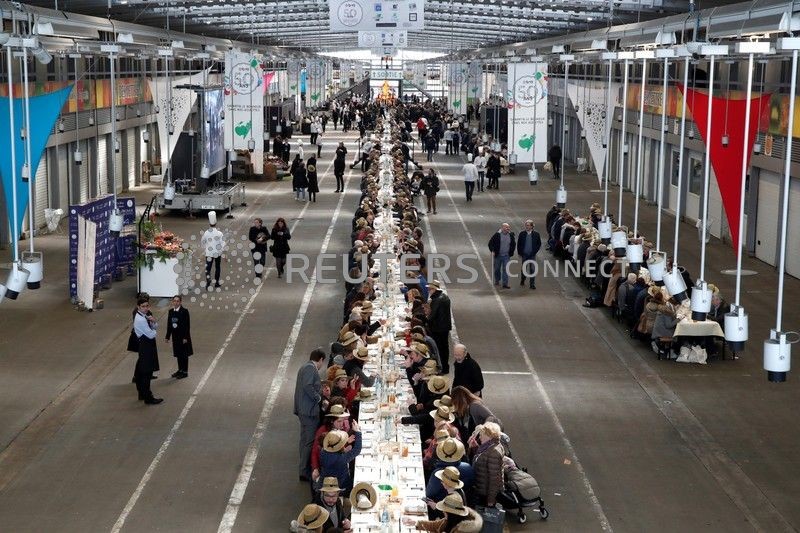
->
xmin=294 ymin=360 xmax=321 ymax=418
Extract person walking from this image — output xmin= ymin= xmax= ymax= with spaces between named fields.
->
xmin=165 ymin=295 xmax=192 ymax=379
xmin=473 ymin=150 xmax=486 ymax=192
xmin=271 ymin=217 xmax=291 ymax=278
xmin=517 ymin=219 xmax=542 ymax=289
xmin=421 ymin=169 xmax=439 ymax=215
xmin=548 ymin=144 xmax=562 ymax=180
xmin=307 ymin=155 xmax=319 ymax=203
xmin=294 ymin=348 xmax=326 ymax=482
xmin=201 ymin=211 xmax=225 ymax=290
xmin=488 ymin=223 xmax=515 ymax=289
xmin=427 ymin=280 xmax=452 ymax=374
xmin=132 ymin=296 xmax=163 ymax=404
xmin=424 ymin=133 xmax=437 ymax=162
xmin=293 ymin=159 xmax=308 ymax=201
xmin=248 ymin=217 xmax=270 ymax=278
xmin=452 ymin=344 xmax=484 ymax=396
xmin=315 ymin=131 xmax=323 ymax=158
xmin=462 ymin=158 xmax=478 ymax=202
xmin=334 ymin=142 xmax=347 ymax=193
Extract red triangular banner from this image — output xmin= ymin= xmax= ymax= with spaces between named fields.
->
xmin=679 ymin=86 xmax=771 ymax=254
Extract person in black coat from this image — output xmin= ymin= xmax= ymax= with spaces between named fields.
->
xmin=248 ymin=217 xmax=270 ymax=278
xmin=516 ymin=220 xmax=542 ymax=289
xmin=306 ymin=156 xmax=320 ymax=203
xmin=486 ymin=152 xmax=501 ymax=190
xmin=548 ymin=145 xmax=562 ymax=180
xmin=426 ymin=280 xmax=452 ymax=374
xmin=165 ymin=295 xmax=193 ymax=379
xmin=334 ymin=142 xmax=347 ymax=193
xmin=271 ymin=217 xmax=291 ymax=278
xmin=132 ymin=296 xmax=163 ymax=404
xmin=129 ymin=294 xmax=159 ymax=382
xmin=452 ymin=344 xmax=484 ymax=396
xmin=293 ymin=160 xmax=308 ymax=201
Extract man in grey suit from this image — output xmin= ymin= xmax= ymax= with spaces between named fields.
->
xmin=294 ymin=348 xmax=326 ymax=482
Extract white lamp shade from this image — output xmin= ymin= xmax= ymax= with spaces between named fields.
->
xmin=555 ymin=186 xmax=567 ymax=207
xmin=764 ymin=332 xmax=791 ymax=382
xmin=4 ymin=262 xmax=31 ymax=300
xmin=201 ymin=165 xmax=210 ymax=179
xmin=611 ymin=231 xmax=627 ymax=255
xmin=508 ymin=153 xmax=518 ymax=165
xmin=690 ymin=281 xmax=712 ymax=320
xmin=598 ymin=218 xmax=612 ymax=241
xmin=74 ymin=150 xmax=83 ymax=165
xmin=724 ymin=306 xmax=749 ymax=350
xmin=247 ymin=138 xmax=256 ymax=152
xmin=467 ymin=153 xmax=474 ymax=162
xmin=626 ymin=243 xmax=644 ymax=265
xmin=528 ymin=168 xmax=538 ymax=184
xmin=22 ymin=251 xmax=44 ymax=287
xmin=164 ymin=183 xmax=176 ymax=202
xmin=647 ymin=252 xmax=666 ymax=285
xmin=109 ymin=211 xmax=125 ymax=234
xmin=663 ymin=267 xmax=688 ymax=301
xmin=143 ymin=131 xmax=150 ymax=143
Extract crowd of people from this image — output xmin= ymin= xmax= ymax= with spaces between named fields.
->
xmin=292 ymin=106 xmax=544 ymax=532
xmin=545 ymin=203 xmax=730 ymax=361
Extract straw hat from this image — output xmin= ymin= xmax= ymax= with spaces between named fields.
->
xmin=359 ymin=301 xmax=374 ymax=313
xmin=340 ymin=331 xmax=359 ymax=346
xmin=421 ymin=359 xmax=439 ymax=376
xmin=427 ymin=375 xmax=450 ymax=395
xmin=323 ymin=430 xmax=349 ymax=453
xmin=356 ymin=388 xmax=372 ymax=400
xmin=332 ymin=368 xmax=348 ymax=381
xmin=412 ymin=332 xmax=425 ymax=342
xmin=428 ymin=280 xmax=441 ymax=290
xmin=435 ymin=494 xmax=470 ymax=517
xmin=325 ymin=404 xmax=350 ymax=418
xmin=433 ymin=428 xmax=450 ymax=442
xmin=434 ymin=466 xmax=465 ymax=489
xmin=412 ymin=342 xmax=430 ymax=357
xmin=429 ymin=405 xmax=455 ymax=424
xmin=435 ymin=437 xmax=466 ymax=463
xmin=350 ymin=482 xmax=378 ymax=510
xmin=647 ymin=285 xmax=661 ymax=299
xmin=433 ymin=395 xmax=453 ymax=409
xmin=456 ymin=508 xmax=484 ymax=533
xmin=318 ymin=477 xmax=344 ymax=494
xmin=354 ymin=346 xmax=370 ymax=362
xmin=297 ymin=504 xmax=330 ymax=530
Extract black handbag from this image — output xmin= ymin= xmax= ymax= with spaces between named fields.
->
xmin=127 ymin=329 xmax=139 ymax=353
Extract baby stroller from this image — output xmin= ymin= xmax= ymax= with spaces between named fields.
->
xmin=499 ymin=460 xmax=549 ymax=524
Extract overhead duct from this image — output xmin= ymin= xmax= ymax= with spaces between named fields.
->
xmin=707 ymin=6 xmax=799 ymax=40
xmin=36 ymin=21 xmax=100 ymax=40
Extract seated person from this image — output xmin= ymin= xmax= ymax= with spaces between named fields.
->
xmin=313 ymin=477 xmax=352 ymax=533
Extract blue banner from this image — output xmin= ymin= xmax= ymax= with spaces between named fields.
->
xmin=0 ymin=86 xmax=73 ymax=240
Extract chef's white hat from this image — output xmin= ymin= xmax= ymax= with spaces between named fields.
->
xmin=208 ymin=211 xmax=217 ymax=226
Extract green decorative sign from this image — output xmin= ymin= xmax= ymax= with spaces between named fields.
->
xmin=234 ymin=120 xmax=252 ymax=139
xmin=518 ymin=134 xmax=535 ymax=152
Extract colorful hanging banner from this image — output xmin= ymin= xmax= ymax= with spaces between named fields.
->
xmin=223 ymin=51 xmax=265 ymax=173
xmin=467 ymin=62 xmax=482 ymax=103
xmin=0 ymin=86 xmax=73 ymax=235
xmin=506 ymin=63 xmax=548 ymax=163
xmin=447 ymin=63 xmax=468 ymax=115
xmin=568 ymin=82 xmax=620 ymax=186
xmin=681 ymin=86 xmax=771 ymax=251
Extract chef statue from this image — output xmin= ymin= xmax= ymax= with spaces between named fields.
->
xmin=201 ymin=211 xmax=225 ymax=290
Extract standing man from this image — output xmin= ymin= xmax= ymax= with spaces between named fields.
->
xmin=294 ymin=348 xmax=327 ymax=482
xmin=451 ymin=343 xmax=484 ymax=396
xmin=485 ymin=151 xmax=501 ymax=190
xmin=473 ymin=150 xmax=487 ymax=192
xmin=488 ymin=223 xmax=515 ymax=289
xmin=201 ymin=211 xmax=225 ymax=290
xmin=461 ymin=157 xmax=478 ymax=202
xmin=165 ymin=295 xmax=192 ymax=379
xmin=427 ymin=280 xmax=452 ymax=375
xmin=548 ymin=144 xmax=562 ymax=180
xmin=517 ymin=219 xmax=542 ymax=289
xmin=133 ymin=296 xmax=163 ymax=404
xmin=248 ymin=217 xmax=270 ymax=278
xmin=334 ymin=142 xmax=347 ymax=193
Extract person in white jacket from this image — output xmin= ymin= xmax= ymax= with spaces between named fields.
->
xmin=201 ymin=211 xmax=225 ymax=289
xmin=473 ymin=152 xmax=487 ymax=193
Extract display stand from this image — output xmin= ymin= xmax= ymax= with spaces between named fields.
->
xmin=138 ymin=253 xmax=190 ymax=298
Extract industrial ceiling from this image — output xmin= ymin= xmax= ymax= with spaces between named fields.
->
xmin=14 ymin=0 xmax=715 ymax=53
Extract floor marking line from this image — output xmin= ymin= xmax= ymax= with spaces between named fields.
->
xmin=216 ymin=168 xmax=353 ymax=533
xmin=481 ymin=371 xmax=535 ymax=375
xmin=419 ymin=204 xmax=459 ymax=344
xmin=429 ymin=155 xmax=613 ymax=532
xmin=110 ymin=150 xmax=342 ymax=533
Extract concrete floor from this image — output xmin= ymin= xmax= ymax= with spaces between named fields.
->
xmin=1 ymin=129 xmax=799 ymax=533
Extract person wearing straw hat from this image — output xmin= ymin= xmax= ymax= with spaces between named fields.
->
xmin=311 ymin=404 xmax=352 ymax=483
xmin=426 ymin=280 xmax=452 ymax=374
xmin=330 ymin=368 xmax=358 ymax=406
xmin=294 ymin=503 xmax=329 ymax=533
xmin=428 ymin=437 xmax=475 ymax=500
xmin=413 ymin=493 xmax=471 ymax=532
xmin=320 ymin=425 xmax=362 ymax=492
xmin=343 ymin=346 xmax=376 ymax=387
xmin=349 ymin=482 xmax=378 ymax=512
xmin=425 ymin=466 xmax=468 ymax=517
xmin=313 ymin=477 xmax=352 ymax=532
xmin=423 ymin=427 xmax=459 ymax=473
